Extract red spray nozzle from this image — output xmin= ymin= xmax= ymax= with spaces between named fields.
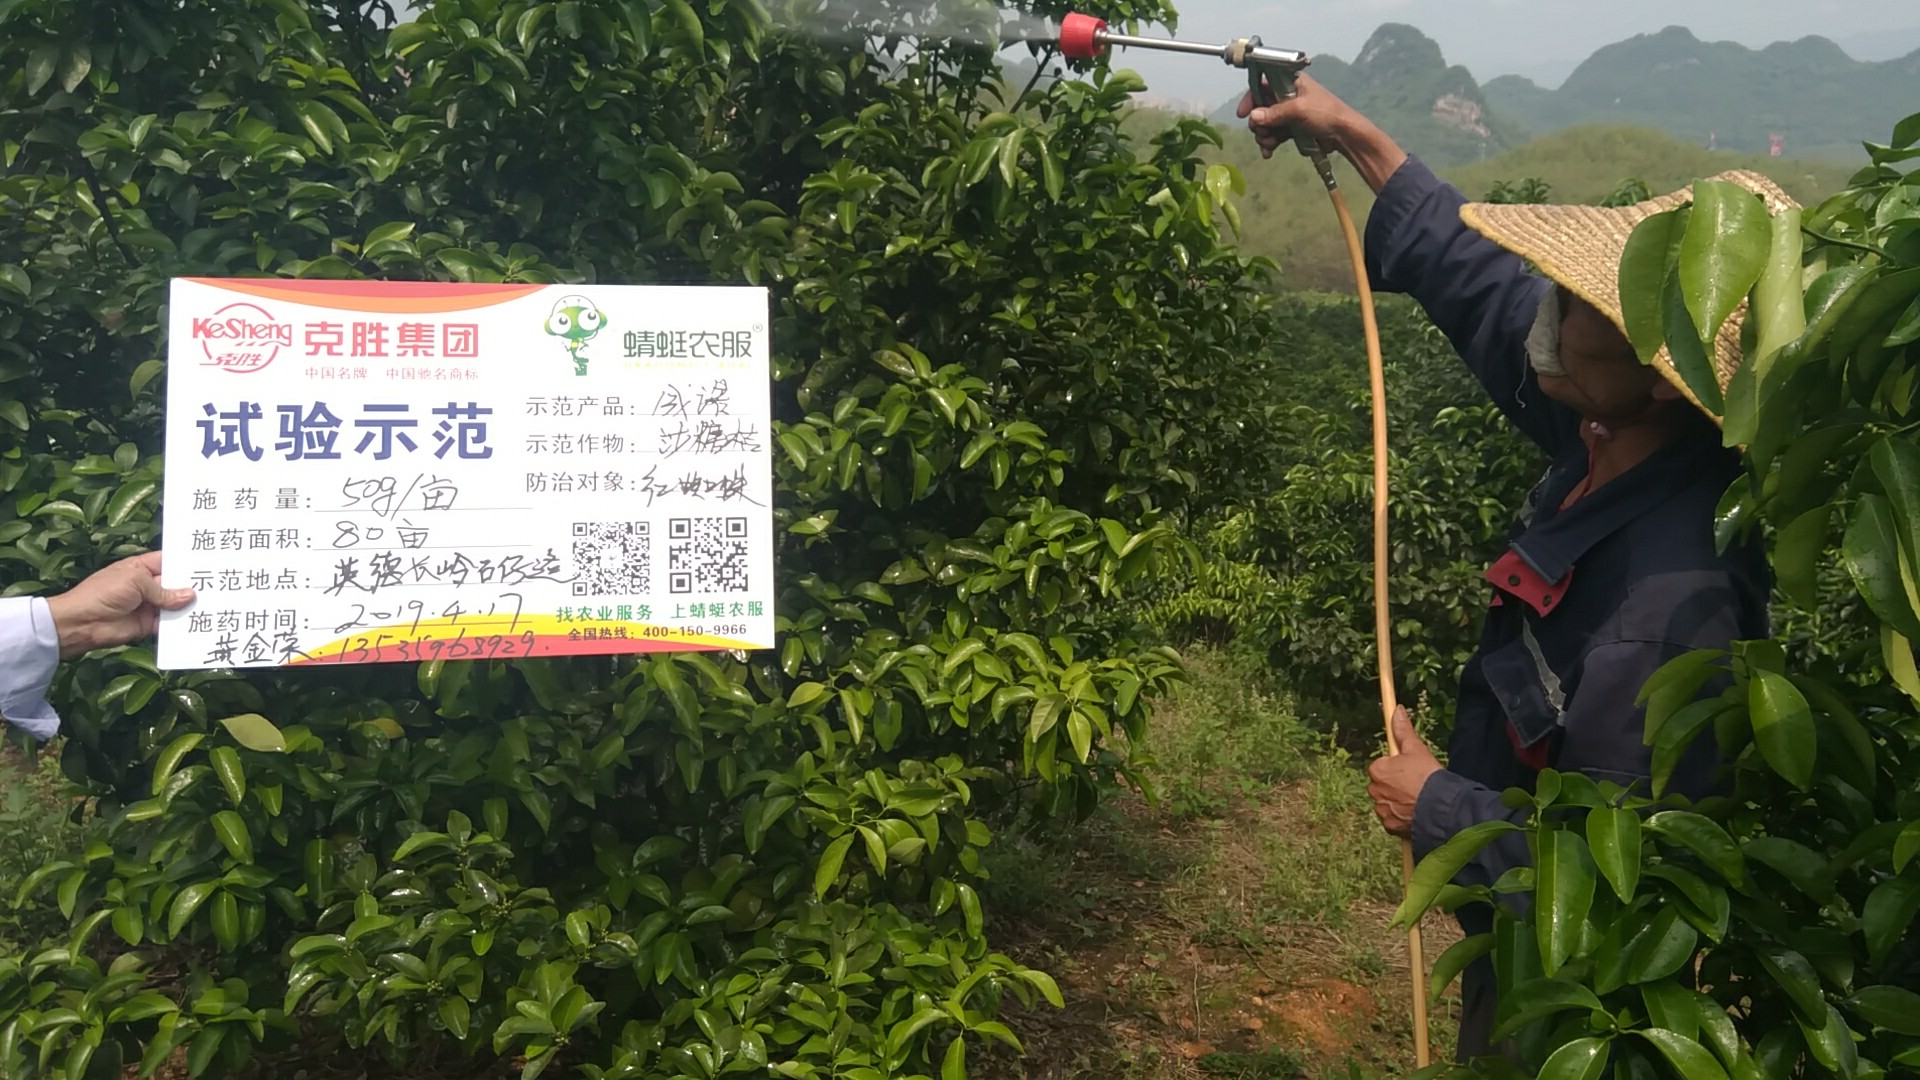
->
xmin=1059 ymin=13 xmax=1108 ymax=60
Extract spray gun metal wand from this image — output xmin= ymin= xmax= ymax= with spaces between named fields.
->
xmin=1055 ymin=14 xmax=1339 ymax=189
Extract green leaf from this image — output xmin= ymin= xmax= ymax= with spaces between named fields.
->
xmin=1896 ymin=821 xmax=1920 ymax=874
xmin=1661 ymin=267 xmax=1724 ymax=414
xmin=1742 ymin=836 xmax=1833 ymax=902
xmin=652 ymin=659 xmax=700 ymax=730
xmin=1772 ymin=505 xmax=1829 ymax=611
xmin=1894 ymin=112 xmax=1920 ymax=150
xmin=1587 ymin=807 xmax=1642 ymax=903
xmin=1537 ymin=827 xmax=1597 ymax=976
xmin=166 ymin=881 xmax=217 ymax=938
xmin=1642 ymin=982 xmax=1699 ymax=1040
xmin=439 ymin=995 xmax=471 ymax=1040
xmin=106 ymin=476 xmax=157 ymax=526
xmin=1428 ymin=932 xmax=1494 ymax=1004
xmin=1490 ymin=977 xmax=1606 ymax=1043
xmin=1845 ymin=985 xmax=1920 ymax=1035
xmin=1066 ymin=709 xmax=1092 ymax=763
xmin=1538 ymin=1036 xmax=1610 ymax=1080
xmin=1884 ymin=625 xmax=1920 ymax=706
xmin=1646 ymin=811 xmax=1745 ymax=886
xmin=219 ymin=713 xmax=287 ymax=753
xmin=24 ymin=43 xmax=58 ymax=95
xmin=942 ymin=1035 xmax=966 ymax=1080
xmin=996 ymin=129 xmax=1025 ymax=188
xmin=1862 ymin=877 xmax=1920 ymax=967
xmin=1747 ymin=206 xmax=1807 ymax=383
xmin=109 ymin=992 xmax=178 ymax=1025
xmin=185 ymin=1024 xmax=225 ymax=1077
xmin=152 ymin=732 xmax=203 ymax=794
xmin=58 ymin=40 xmax=91 ymax=93
xmin=1636 ymin=1028 xmax=1731 ymax=1080
xmin=364 ymin=221 xmax=416 ymax=248
xmin=131 ymin=359 xmax=165 ymax=397
xmin=393 ymin=831 xmax=452 ymax=861
xmin=1754 ymin=945 xmax=1827 ymax=1027
xmin=1624 ymin=907 xmax=1698 ymax=984
xmin=957 ymin=882 xmax=984 ymax=938
xmin=211 ymin=811 xmax=253 ymax=863
xmin=1679 ymin=179 xmax=1771 ymax=345
xmin=1018 ymin=969 xmax=1065 ymax=1008
xmin=1798 ymin=1002 xmax=1858 ymax=1076
xmin=1871 ymin=436 xmax=1920 ymax=569
xmin=814 ymin=833 xmax=854 ymax=899
xmin=209 ymin=747 xmax=245 ymax=807
xmin=1748 ymin=669 xmax=1815 ymax=790
xmin=1619 ymin=208 xmax=1687 ymax=362
xmin=1842 ymin=494 xmax=1920 ymax=641
xmin=292 ymin=99 xmax=336 ymax=154
xmin=857 ymin=825 xmax=886 ymax=876
xmin=1391 ymin=820 xmax=1520 ymax=928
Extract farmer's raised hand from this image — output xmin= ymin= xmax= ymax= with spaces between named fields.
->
xmin=46 ymin=551 xmax=196 ymax=658
xmin=1236 ymin=73 xmax=1351 ymax=158
xmin=1237 ymin=74 xmax=1409 ymax=192
xmin=1366 ymin=706 xmax=1441 ymax=839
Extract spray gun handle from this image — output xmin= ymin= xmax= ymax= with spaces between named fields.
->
xmin=1233 ymin=37 xmax=1317 ymax=158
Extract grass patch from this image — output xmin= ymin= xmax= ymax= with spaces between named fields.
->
xmin=0 ymin=737 xmax=88 ymax=954
xmin=976 ymin=646 xmax=1462 ymax=1079
xmin=1129 ymin=645 xmax=1315 ymax=821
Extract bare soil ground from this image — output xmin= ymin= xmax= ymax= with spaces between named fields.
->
xmin=973 ymin=652 xmax=1464 ymax=1080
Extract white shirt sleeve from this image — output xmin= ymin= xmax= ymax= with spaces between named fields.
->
xmin=0 ymin=596 xmax=62 ymax=740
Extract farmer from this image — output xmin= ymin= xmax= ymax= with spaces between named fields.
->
xmin=1 ymin=552 xmax=195 ymax=742
xmin=1239 ymin=78 xmax=1781 ymax=1061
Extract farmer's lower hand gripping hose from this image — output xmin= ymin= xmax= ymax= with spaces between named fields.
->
xmin=1056 ymin=14 xmax=1431 ymax=1068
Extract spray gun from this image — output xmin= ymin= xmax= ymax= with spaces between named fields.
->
xmin=1054 ymin=13 xmax=1339 ymax=189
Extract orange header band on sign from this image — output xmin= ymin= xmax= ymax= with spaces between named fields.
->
xmin=184 ymin=277 xmax=547 ymax=314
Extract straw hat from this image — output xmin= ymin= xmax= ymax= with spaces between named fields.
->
xmin=1458 ymin=170 xmax=1799 ymax=422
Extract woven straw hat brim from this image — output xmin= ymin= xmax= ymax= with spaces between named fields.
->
xmin=1457 ymin=170 xmax=1799 ymax=424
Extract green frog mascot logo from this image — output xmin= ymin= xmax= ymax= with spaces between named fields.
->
xmin=545 ymin=294 xmax=607 ymax=376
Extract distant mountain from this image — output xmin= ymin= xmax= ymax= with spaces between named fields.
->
xmin=1483 ymin=26 xmax=1920 ymax=161
xmin=1208 ymin=24 xmax=1523 ymax=167
xmin=1835 ymin=25 xmax=1920 ymax=63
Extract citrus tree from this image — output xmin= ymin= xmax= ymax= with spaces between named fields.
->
xmin=1139 ymin=292 xmax=1543 ymax=725
xmin=0 ymin=0 xmax=1285 ymax=1076
xmin=1395 ymin=112 xmax=1920 ymax=1079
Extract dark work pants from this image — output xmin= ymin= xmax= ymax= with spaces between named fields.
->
xmin=1456 ymin=957 xmax=1497 ymax=1061
xmin=1456 ymin=956 xmax=1523 ymax=1065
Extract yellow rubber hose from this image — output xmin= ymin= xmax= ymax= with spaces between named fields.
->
xmin=1310 ymin=150 xmax=1433 ymax=1070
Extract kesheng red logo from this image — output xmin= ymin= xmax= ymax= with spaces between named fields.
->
xmin=193 ymin=302 xmax=291 ymax=373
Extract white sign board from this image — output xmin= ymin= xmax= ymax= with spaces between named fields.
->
xmin=157 ymin=278 xmax=774 ymax=669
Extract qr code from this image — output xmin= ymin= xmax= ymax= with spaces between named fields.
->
xmin=668 ymin=516 xmax=750 ymax=594
xmin=571 ymin=521 xmax=650 ymax=595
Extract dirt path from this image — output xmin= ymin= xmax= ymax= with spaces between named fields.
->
xmin=976 ymin=655 xmax=1464 ymax=1079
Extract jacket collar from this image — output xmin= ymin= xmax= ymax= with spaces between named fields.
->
xmin=1510 ymin=418 xmax=1732 ymax=586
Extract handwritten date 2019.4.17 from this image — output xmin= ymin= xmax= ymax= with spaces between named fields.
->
xmin=331 ymin=593 xmax=526 ymax=636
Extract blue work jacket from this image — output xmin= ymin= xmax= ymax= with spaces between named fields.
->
xmin=1362 ymin=156 xmax=1773 ymax=937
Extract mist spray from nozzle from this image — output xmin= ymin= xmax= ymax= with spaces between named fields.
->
xmin=771 ymin=0 xmax=1057 ymax=49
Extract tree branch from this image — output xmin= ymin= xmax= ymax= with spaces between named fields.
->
xmin=1018 ymin=46 xmax=1056 ymax=105
xmin=80 ymin=165 xmax=136 ymax=266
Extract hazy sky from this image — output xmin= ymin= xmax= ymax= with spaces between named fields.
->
xmin=1088 ymin=0 xmax=1918 ymax=108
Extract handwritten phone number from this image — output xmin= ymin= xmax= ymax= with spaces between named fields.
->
xmin=333 ymin=631 xmax=539 ymax=664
